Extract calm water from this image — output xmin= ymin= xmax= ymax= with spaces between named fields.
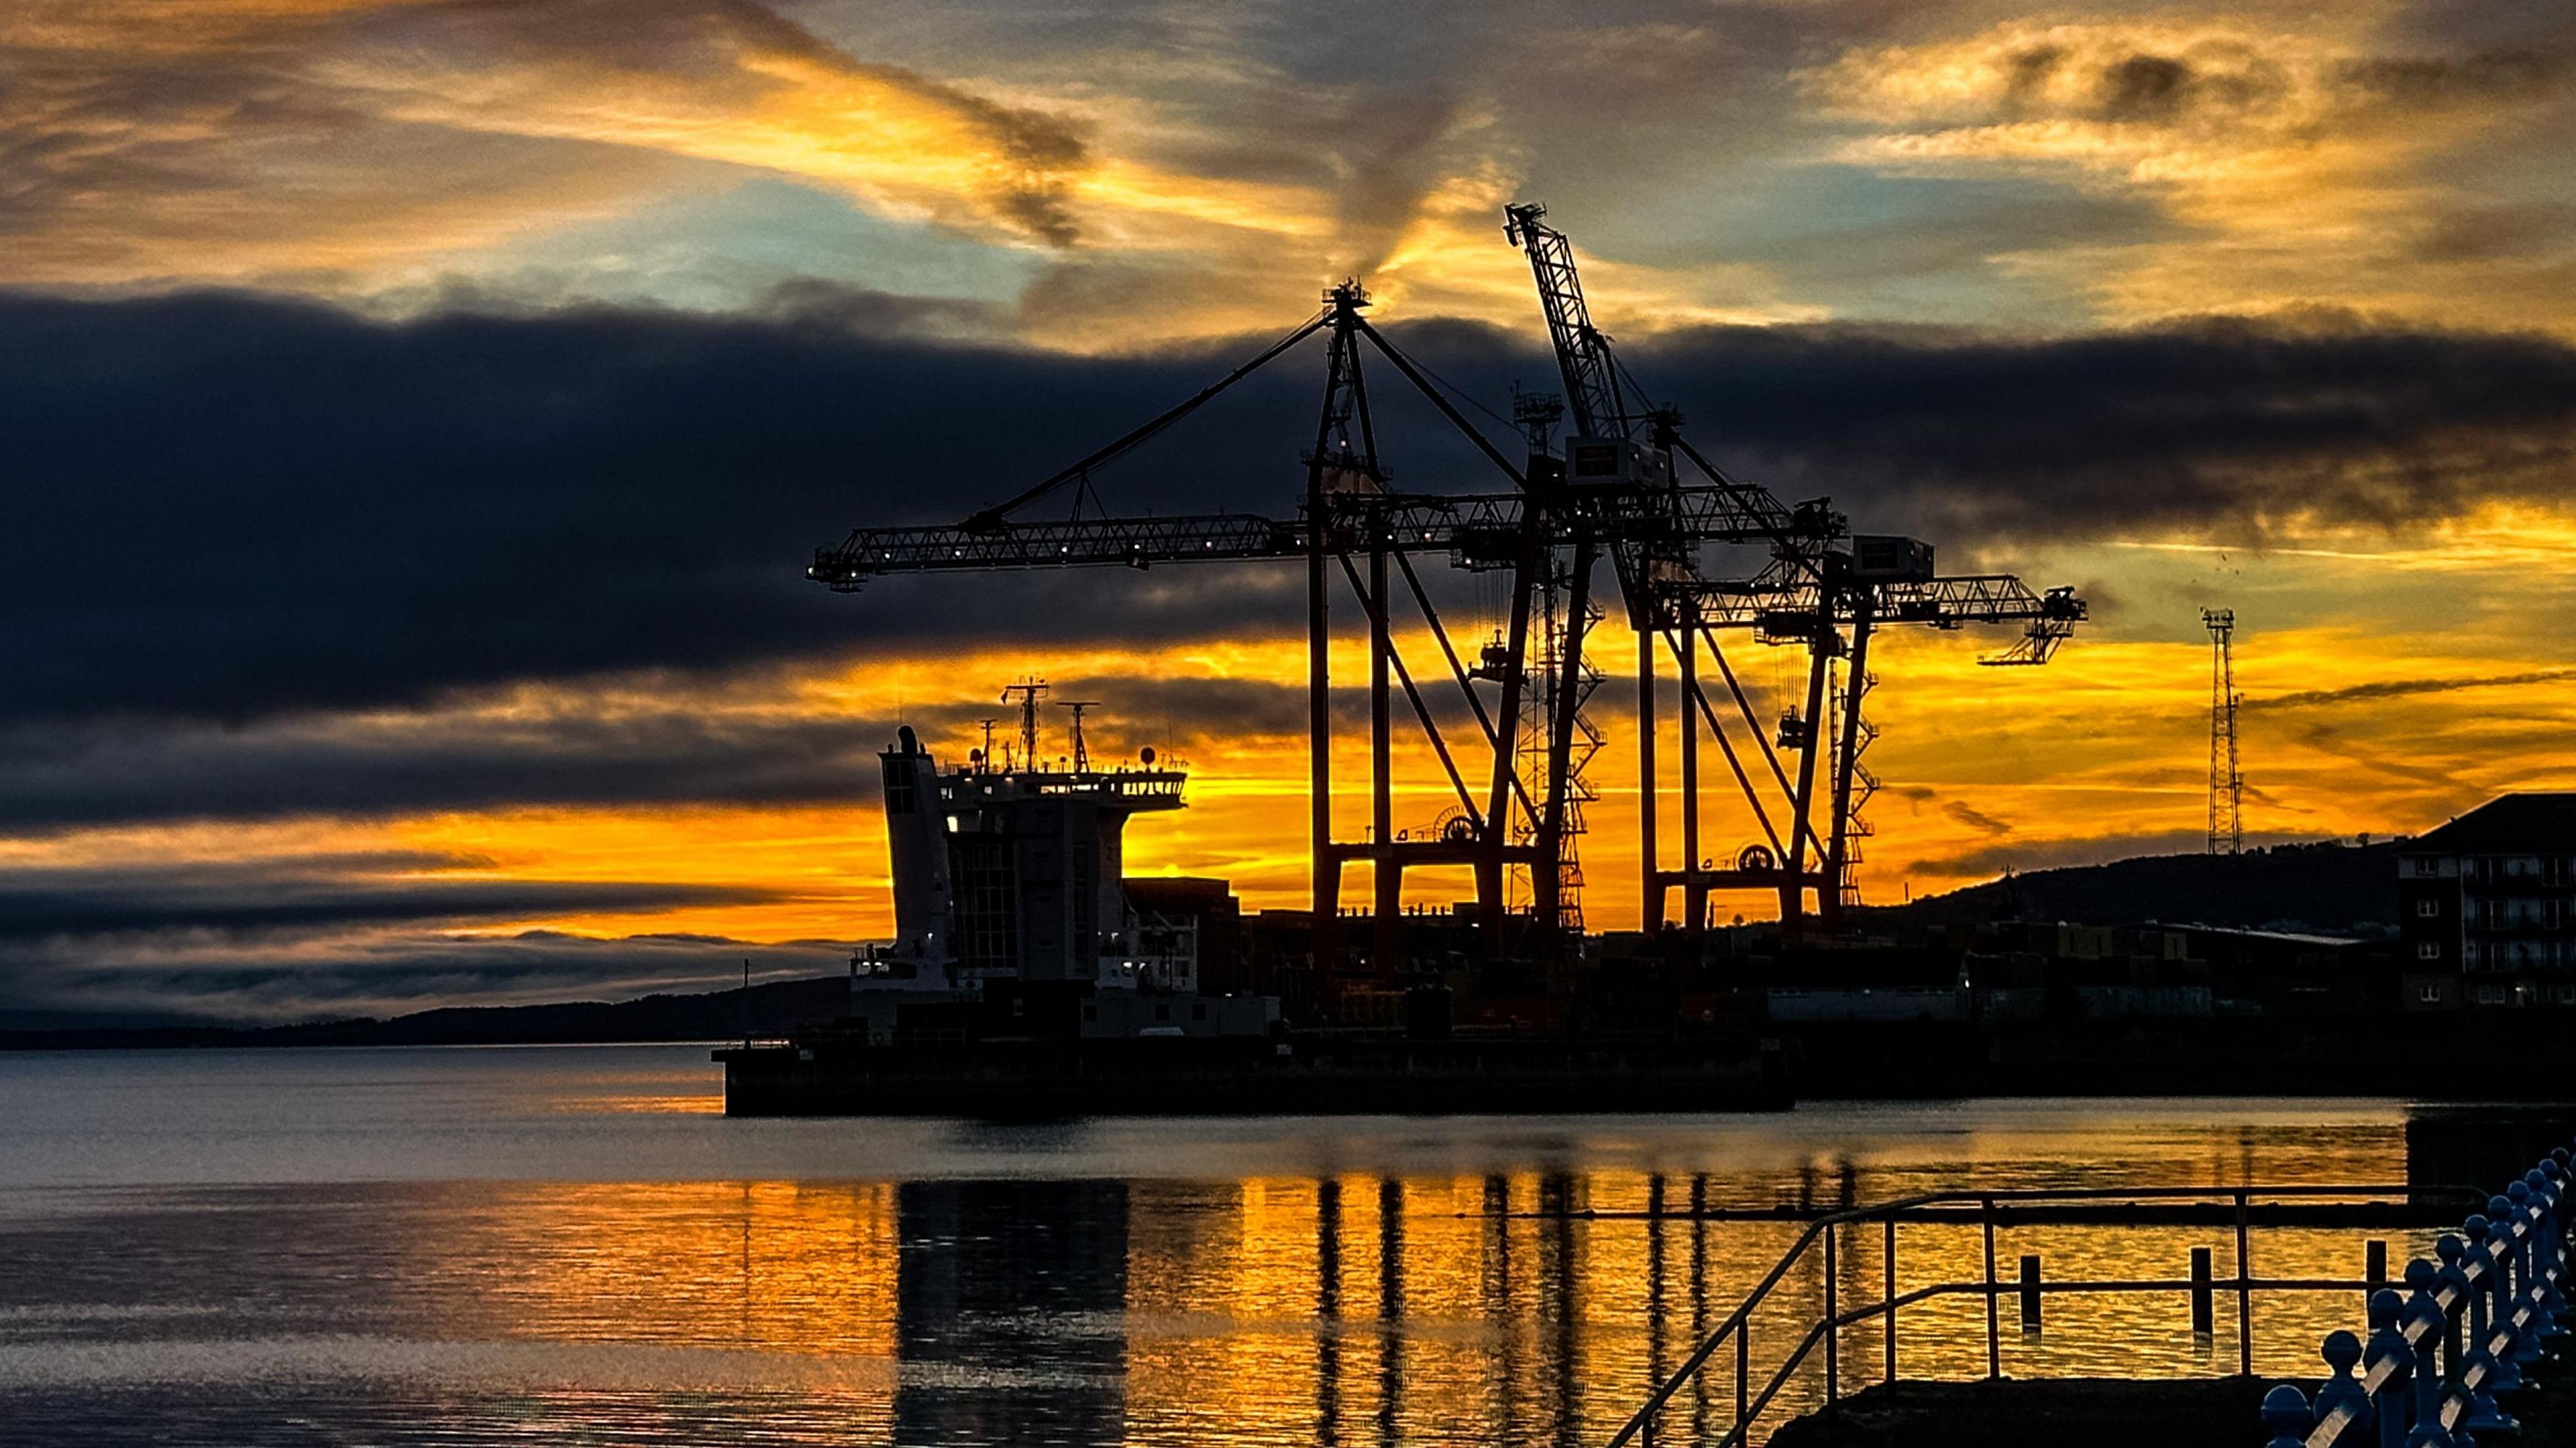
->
xmin=0 ymin=1046 xmax=2428 ymax=1445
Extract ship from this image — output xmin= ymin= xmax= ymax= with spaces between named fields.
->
xmin=716 ymin=681 xmax=1787 ymax=1117
xmin=849 ymin=679 xmax=1277 ymax=1042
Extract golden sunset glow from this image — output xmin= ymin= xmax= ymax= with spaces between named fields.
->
xmin=3 ymin=0 xmax=2571 ymax=1017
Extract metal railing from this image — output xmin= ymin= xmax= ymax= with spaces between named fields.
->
xmin=1603 ymin=1182 xmax=2481 ymax=1448
xmin=2262 ymin=1146 xmax=2570 ymax=1447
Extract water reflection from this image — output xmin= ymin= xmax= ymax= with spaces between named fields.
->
xmin=0 ymin=1174 xmax=2442 ymax=1447
xmin=0 ymin=1057 xmax=2481 ymax=1446
xmin=896 ymin=1181 xmax=1128 ymax=1444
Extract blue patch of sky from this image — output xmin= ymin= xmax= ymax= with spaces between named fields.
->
xmin=463 ymin=177 xmax=1037 ymax=314
xmin=1574 ymin=164 xmax=2181 ymax=331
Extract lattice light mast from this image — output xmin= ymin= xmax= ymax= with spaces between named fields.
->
xmin=2203 ymin=608 xmax=2244 ymax=855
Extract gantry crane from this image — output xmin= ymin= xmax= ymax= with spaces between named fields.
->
xmin=1497 ymin=204 xmax=2084 ymax=929
xmin=812 ymin=208 xmax=2084 ymax=987
xmin=816 ymin=282 xmax=1688 ymax=991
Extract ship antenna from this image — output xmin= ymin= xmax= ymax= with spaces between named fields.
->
xmin=1059 ymin=700 xmax=1102 ymax=775
xmin=1001 ymin=677 xmax=1049 ymax=773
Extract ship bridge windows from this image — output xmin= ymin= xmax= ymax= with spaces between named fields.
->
xmin=951 ymin=837 xmax=1018 ymax=972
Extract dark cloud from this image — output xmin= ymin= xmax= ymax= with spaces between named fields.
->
xmin=2334 ymin=48 xmax=2563 ymax=107
xmin=1615 ymin=313 xmax=2576 ymax=547
xmin=0 ymin=708 xmax=887 ymax=830
xmin=0 ymin=926 xmax=855 ymax=1019
xmin=1910 ymin=830 xmax=2219 ymax=879
xmin=0 ymin=857 xmax=778 ymax=940
xmin=1942 ymin=800 xmax=2015 ymax=838
xmin=2253 ymin=667 xmax=2576 ymax=712
xmin=1971 ymin=38 xmax=2563 ymax=129
xmin=8 ymin=288 xmax=2574 ymax=749
xmin=2409 ymin=204 xmax=2576 ymax=264
xmin=0 ymin=288 xmax=1336 ymax=726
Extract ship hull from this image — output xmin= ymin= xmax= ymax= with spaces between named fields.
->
xmin=716 ymin=1035 xmax=1789 ymax=1117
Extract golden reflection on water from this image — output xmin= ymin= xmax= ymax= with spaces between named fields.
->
xmin=338 ymin=1112 xmax=2436 ymax=1446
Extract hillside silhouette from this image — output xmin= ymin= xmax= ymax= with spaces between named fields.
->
xmin=1876 ymin=839 xmax=2398 ymax=936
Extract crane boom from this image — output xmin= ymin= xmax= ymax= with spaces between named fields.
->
xmin=1503 ymin=204 xmax=1629 ymax=439
xmin=813 ymin=486 xmax=1820 ymax=591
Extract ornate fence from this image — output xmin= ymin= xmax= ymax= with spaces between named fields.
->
xmin=2261 ymin=1147 xmax=2569 ymax=1448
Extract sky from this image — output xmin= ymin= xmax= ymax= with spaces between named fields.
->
xmin=4 ymin=0 xmax=2573 ymax=1021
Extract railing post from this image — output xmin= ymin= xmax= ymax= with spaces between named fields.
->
xmin=2462 ymin=1213 xmax=2491 ymax=1365
xmin=2487 ymin=1212 xmax=2536 ymax=1374
xmin=2367 ymin=1237 xmax=2389 ymax=1315
xmin=2190 ymin=1246 xmax=2214 ymax=1336
xmin=1882 ymin=1215 xmax=1897 ymax=1385
xmin=2237 ymin=1188 xmax=2255 ymax=1377
xmin=2261 ymin=1384 xmax=2313 ymax=1448
xmin=1735 ymin=1308 xmax=1749 ymax=1433
xmin=1982 ymin=1197 xmax=2000 ymax=1380
xmin=2313 ymin=1329 xmax=2367 ymax=1434
xmin=2405 ymin=1262 xmax=2444 ymax=1427
xmin=1824 ymin=1221 xmax=1839 ymax=1408
xmin=2363 ymin=1288 xmax=2413 ymax=1448
xmin=2434 ymin=1233 xmax=2468 ymax=1393
xmin=2520 ymin=1168 xmax=2565 ymax=1341
xmin=2019 ymin=1254 xmax=2042 ymax=1335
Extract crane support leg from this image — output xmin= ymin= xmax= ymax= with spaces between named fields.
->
xmin=1370 ymin=533 xmax=1402 ymax=976
xmin=1783 ymin=628 xmax=1834 ymax=934
xmin=1536 ymin=533 xmax=1597 ymax=936
xmin=1678 ymin=618 xmax=1704 ymax=934
xmin=1824 ymin=606 xmax=1876 ymax=930
xmin=1305 ymin=300 xmax=1366 ymax=993
xmin=1481 ymin=534 xmax=1539 ymax=946
xmin=1638 ymin=624 xmax=1658 ymax=934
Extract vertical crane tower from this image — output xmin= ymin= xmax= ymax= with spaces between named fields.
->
xmin=809 ymin=204 xmax=2086 ymax=987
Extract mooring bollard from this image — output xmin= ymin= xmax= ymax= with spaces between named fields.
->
xmin=2019 ymin=1253 xmax=2042 ymax=1334
xmin=2190 ymin=1245 xmax=2214 ymax=1335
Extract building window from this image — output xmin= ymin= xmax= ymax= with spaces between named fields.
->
xmin=2416 ymin=899 xmax=2440 ymax=918
xmin=2418 ymin=942 xmax=2443 ymax=960
xmin=2418 ymin=984 xmax=2446 ymax=1003
xmin=1192 ymin=1004 xmax=1208 ymax=1021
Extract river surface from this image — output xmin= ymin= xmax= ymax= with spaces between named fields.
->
xmin=0 ymin=1045 xmax=2436 ymax=1445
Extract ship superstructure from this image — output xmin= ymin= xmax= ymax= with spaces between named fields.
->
xmin=855 ymin=681 xmax=1273 ymax=1040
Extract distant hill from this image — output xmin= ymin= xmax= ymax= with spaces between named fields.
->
xmin=0 ymin=974 xmax=853 ymax=1052
xmin=1874 ymin=840 xmax=2400 ymax=937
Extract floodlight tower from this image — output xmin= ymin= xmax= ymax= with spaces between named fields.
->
xmin=2203 ymin=609 xmax=2243 ymax=855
